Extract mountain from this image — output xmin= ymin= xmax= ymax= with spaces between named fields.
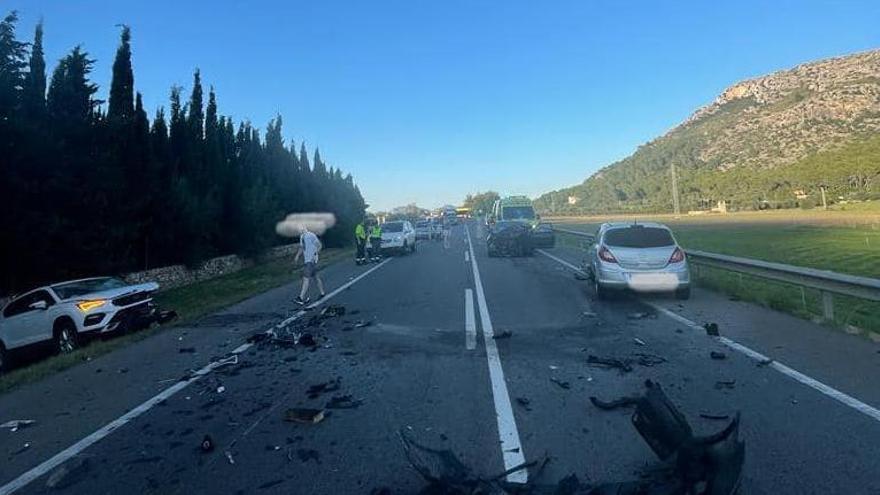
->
xmin=535 ymin=50 xmax=880 ymax=214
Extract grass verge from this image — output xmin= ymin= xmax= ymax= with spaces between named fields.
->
xmin=0 ymin=248 xmax=353 ymax=394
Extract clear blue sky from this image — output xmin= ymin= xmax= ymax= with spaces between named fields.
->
xmin=11 ymin=0 xmax=880 ymax=210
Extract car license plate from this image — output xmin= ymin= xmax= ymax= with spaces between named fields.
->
xmin=628 ymin=273 xmax=677 ymax=291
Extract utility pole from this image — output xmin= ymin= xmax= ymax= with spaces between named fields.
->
xmin=670 ymin=162 xmax=681 ymax=218
xmin=819 ymin=183 xmax=828 ymax=210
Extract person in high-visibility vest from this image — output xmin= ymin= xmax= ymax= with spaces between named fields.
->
xmin=369 ymin=222 xmax=383 ymax=262
xmin=354 ymin=220 xmax=367 ymax=265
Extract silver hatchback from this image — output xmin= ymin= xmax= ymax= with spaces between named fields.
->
xmin=586 ymin=222 xmax=690 ymax=299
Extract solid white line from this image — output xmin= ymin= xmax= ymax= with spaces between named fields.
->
xmin=535 ymin=248 xmax=880 ymax=424
xmin=0 ymin=258 xmax=393 ymax=495
xmin=647 ymin=303 xmax=880 ymax=423
xmin=465 ymin=226 xmax=527 ymax=483
xmin=536 ymin=248 xmax=580 ymax=272
xmin=465 ymin=289 xmax=476 ymax=350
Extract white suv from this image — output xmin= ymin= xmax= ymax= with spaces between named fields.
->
xmin=380 ymin=220 xmax=417 ymax=254
xmin=0 ymin=277 xmax=164 ymax=370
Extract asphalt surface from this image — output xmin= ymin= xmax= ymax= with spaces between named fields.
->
xmin=1 ymin=220 xmax=879 ymax=494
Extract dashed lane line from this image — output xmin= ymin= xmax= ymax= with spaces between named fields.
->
xmin=466 ymin=225 xmax=528 ymax=483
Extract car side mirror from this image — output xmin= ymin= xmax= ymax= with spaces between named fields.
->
xmin=29 ymin=301 xmax=48 ymax=311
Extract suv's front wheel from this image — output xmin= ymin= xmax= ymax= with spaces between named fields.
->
xmin=55 ymin=320 xmax=80 ymax=354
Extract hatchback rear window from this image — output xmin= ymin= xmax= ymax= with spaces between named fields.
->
xmin=604 ymin=227 xmax=674 ymax=248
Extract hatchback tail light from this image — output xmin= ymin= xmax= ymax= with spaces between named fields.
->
xmin=598 ymin=245 xmax=618 ymax=263
xmin=668 ymin=247 xmax=685 ymax=264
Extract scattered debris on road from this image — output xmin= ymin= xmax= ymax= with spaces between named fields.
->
xmin=574 ymin=272 xmax=590 ymax=281
xmin=757 ymin=358 xmax=774 ymax=367
xmin=628 ymin=311 xmax=657 ymax=320
xmin=179 ymin=347 xmax=196 ymax=354
xmin=224 ymin=450 xmax=235 ymax=464
xmin=582 ymin=311 xmax=597 ymax=317
xmin=704 ymin=322 xmax=720 ymax=336
xmin=157 ymin=310 xmax=178 ymax=325
xmin=550 ymin=377 xmax=571 ymax=390
xmin=354 ymin=320 xmax=373 ymax=328
xmin=633 ymin=337 xmax=647 ymax=346
xmin=587 ymin=355 xmax=634 ymax=373
xmin=493 ymin=330 xmax=513 ymax=339
xmin=710 ymin=351 xmax=727 ymax=360
xmin=216 ymin=386 xmax=226 ymax=394
xmin=589 ymin=395 xmax=638 ymax=410
xmin=515 ymin=397 xmax=532 ymax=411
xmin=320 ymin=305 xmax=346 ymax=318
xmin=283 ymin=408 xmax=326 ymax=424
xmin=307 ymin=378 xmax=341 ymax=399
xmin=1 ymin=419 xmax=36 ymax=432
xmin=11 ymin=442 xmax=31 ymax=455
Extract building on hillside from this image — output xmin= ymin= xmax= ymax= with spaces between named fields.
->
xmin=567 ymin=195 xmax=579 ymax=205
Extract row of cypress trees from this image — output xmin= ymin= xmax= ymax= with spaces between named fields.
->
xmin=0 ymin=12 xmax=366 ymax=294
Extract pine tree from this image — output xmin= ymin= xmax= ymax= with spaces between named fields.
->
xmin=107 ymin=25 xmax=133 ymax=123
xmin=0 ymin=11 xmax=27 ymax=119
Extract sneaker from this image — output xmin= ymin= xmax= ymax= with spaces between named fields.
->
xmin=294 ymin=296 xmax=310 ymax=306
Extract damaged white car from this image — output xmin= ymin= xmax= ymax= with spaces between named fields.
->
xmin=0 ymin=277 xmax=175 ymax=370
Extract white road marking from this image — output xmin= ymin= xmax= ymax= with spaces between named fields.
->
xmin=647 ymin=303 xmax=880 ymax=423
xmin=465 ymin=226 xmax=527 ymax=483
xmin=465 ymin=250 xmax=470 ymax=262
xmin=465 ymin=289 xmax=476 ymax=350
xmin=0 ymin=259 xmax=393 ymax=495
xmin=536 ymin=248 xmax=880 ymax=424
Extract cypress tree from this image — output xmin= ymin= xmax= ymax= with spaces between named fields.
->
xmin=107 ymin=25 xmax=133 ymax=123
xmin=22 ymin=20 xmax=45 ymax=118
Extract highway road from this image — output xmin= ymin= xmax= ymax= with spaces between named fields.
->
xmin=1 ymin=221 xmax=879 ymax=494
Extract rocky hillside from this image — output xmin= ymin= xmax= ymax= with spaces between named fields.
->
xmin=536 ymin=50 xmax=880 ymax=213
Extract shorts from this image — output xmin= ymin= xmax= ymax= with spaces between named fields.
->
xmin=303 ymin=261 xmax=319 ymax=278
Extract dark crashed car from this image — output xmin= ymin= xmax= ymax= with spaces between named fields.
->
xmin=531 ymin=222 xmax=555 ymax=248
xmin=487 ymin=221 xmax=536 ymax=257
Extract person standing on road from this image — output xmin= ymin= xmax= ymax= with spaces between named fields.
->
xmin=369 ymin=222 xmax=382 ymax=262
xmin=442 ymin=219 xmax=452 ymax=249
xmin=355 ymin=219 xmax=367 ymax=265
xmin=294 ymin=226 xmax=326 ymax=305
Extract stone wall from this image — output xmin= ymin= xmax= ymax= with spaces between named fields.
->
xmin=123 ymin=243 xmax=297 ymax=291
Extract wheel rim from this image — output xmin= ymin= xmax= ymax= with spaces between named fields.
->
xmin=59 ymin=328 xmax=75 ymax=353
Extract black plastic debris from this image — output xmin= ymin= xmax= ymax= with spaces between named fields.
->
xmin=633 ymin=353 xmax=667 ymax=367
xmin=307 ymin=378 xmax=341 ymax=399
xmin=298 ymin=333 xmax=317 ymax=347
xmin=247 ymin=332 xmax=271 ymax=344
xmin=704 ymin=323 xmax=720 ymax=336
xmin=320 ymin=305 xmax=346 ymax=318
xmin=589 ymin=396 xmax=639 ymax=410
xmin=157 ymin=310 xmax=178 ymax=324
xmin=200 ymin=435 xmax=215 ymax=453
xmin=283 ymin=408 xmax=325 ymax=424
xmin=326 ymin=394 xmax=363 ymax=409
xmin=493 ymin=330 xmax=513 ymax=340
xmin=700 ymin=413 xmax=730 ymax=421
xmin=587 ymin=355 xmax=634 ymax=373
xmin=550 ymin=377 xmax=571 ymax=390
xmin=179 ymin=347 xmax=196 ymax=354
xmin=710 ymin=351 xmax=727 ymax=360
xmin=515 ymin=397 xmax=532 ymax=411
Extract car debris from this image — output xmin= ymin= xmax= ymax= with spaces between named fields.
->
xmin=574 ymin=272 xmax=590 ymax=281
xmin=1 ymin=419 xmax=36 ymax=432
xmin=283 ymin=408 xmax=326 ymax=424
xmin=354 ymin=320 xmax=374 ymax=328
xmin=700 ymin=413 xmax=731 ymax=420
xmin=757 ymin=358 xmax=774 ymax=367
xmin=157 ymin=310 xmax=178 ymax=324
xmin=320 ymin=305 xmax=346 ymax=318
xmin=200 ymin=434 xmax=215 ymax=452
xmin=12 ymin=442 xmax=31 ymax=455
xmin=587 ymin=355 xmax=634 ymax=373
xmin=307 ymin=378 xmax=341 ymax=399
xmin=628 ymin=312 xmax=656 ymax=320
xmin=704 ymin=323 xmax=720 ymax=336
xmin=550 ymin=377 xmax=571 ymax=390
xmin=633 ymin=337 xmax=647 ymax=346
xmin=589 ymin=396 xmax=638 ymax=410
xmin=582 ymin=311 xmax=597 ymax=318
xmin=493 ymin=330 xmax=513 ymax=339
xmin=515 ymin=397 xmax=532 ymax=411
xmin=224 ymin=451 xmax=235 ymax=464
xmin=179 ymin=347 xmax=196 ymax=354
xmin=216 ymin=386 xmax=226 ymax=394
xmin=710 ymin=351 xmax=727 ymax=360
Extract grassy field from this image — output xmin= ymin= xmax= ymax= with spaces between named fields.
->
xmin=0 ymin=248 xmax=352 ymax=394
xmin=551 ymin=208 xmax=880 ymax=337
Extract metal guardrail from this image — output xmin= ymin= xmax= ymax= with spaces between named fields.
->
xmin=552 ymin=226 xmax=880 ymax=321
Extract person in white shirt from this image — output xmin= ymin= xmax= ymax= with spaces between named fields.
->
xmin=293 ymin=226 xmax=326 ymax=305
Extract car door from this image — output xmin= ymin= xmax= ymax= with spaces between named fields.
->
xmin=1 ymin=291 xmax=51 ymax=349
